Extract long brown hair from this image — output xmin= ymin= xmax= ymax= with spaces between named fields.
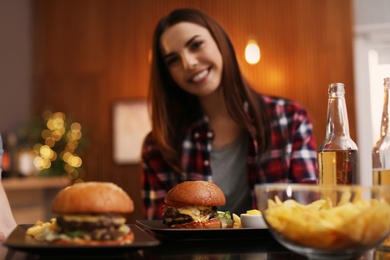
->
xmin=148 ymin=8 xmax=270 ymax=173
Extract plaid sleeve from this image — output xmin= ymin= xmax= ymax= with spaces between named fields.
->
xmin=141 ymin=133 xmax=178 ymax=220
xmin=289 ymin=106 xmax=319 ymax=183
xmin=259 ymin=96 xmax=318 ymax=184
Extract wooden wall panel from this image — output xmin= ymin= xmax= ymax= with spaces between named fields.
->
xmin=32 ymin=0 xmax=354 ymax=223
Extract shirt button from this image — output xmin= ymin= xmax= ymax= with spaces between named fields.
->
xmin=204 ymin=160 xmax=210 ymax=166
xmin=207 ymin=131 xmax=213 ymax=138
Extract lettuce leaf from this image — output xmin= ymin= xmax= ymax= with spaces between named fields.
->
xmin=215 ymin=211 xmax=233 ymax=228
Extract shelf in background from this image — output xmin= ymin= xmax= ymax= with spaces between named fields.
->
xmin=3 ymin=176 xmax=71 ymax=224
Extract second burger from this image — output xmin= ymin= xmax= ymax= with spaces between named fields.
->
xmin=163 ymin=181 xmax=233 ymax=229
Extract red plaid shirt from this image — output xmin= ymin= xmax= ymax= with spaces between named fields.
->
xmin=141 ymin=94 xmax=318 ymax=220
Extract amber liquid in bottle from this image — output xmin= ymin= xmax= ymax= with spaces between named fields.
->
xmin=373 ymin=169 xmax=390 ymax=185
xmin=318 ymin=150 xmax=359 ymax=185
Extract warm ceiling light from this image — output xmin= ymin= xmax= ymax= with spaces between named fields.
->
xmin=245 ymin=40 xmax=260 ymax=65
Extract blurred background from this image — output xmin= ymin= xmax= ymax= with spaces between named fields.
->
xmin=0 ymin=0 xmax=388 ymax=223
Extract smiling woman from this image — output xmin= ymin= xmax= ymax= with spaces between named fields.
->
xmin=141 ymin=8 xmax=319 ymax=220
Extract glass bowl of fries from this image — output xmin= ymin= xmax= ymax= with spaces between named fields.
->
xmin=255 ymin=184 xmax=390 ymax=260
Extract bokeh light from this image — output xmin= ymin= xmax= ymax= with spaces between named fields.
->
xmin=31 ymin=110 xmax=85 ymax=181
xmin=245 ymin=40 xmax=261 ymax=65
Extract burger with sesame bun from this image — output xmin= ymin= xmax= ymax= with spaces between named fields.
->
xmin=163 ymin=181 xmax=233 ymax=229
xmin=29 ymin=182 xmax=135 ymax=245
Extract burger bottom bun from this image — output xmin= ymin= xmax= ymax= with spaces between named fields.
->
xmin=52 ymin=231 xmax=134 ymax=245
xmin=171 ymin=218 xmax=222 ymax=229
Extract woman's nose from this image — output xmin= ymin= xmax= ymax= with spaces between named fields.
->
xmin=181 ymin=52 xmax=198 ymax=70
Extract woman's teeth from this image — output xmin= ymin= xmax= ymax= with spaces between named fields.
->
xmin=192 ymin=70 xmax=208 ymax=83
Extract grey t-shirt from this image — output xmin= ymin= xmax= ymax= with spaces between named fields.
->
xmin=210 ymin=131 xmax=252 ymax=215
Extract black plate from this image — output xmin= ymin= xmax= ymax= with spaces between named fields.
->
xmin=136 ymin=220 xmax=272 ymax=241
xmin=3 ymin=224 xmax=160 ymax=256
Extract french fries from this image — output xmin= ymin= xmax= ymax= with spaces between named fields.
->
xmin=232 ymin=213 xmax=242 ymax=228
xmin=265 ymin=194 xmax=390 ymax=250
xmin=26 ymin=218 xmax=57 ymax=241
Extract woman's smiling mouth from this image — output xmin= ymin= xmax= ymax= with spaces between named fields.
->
xmin=191 ymin=69 xmax=209 ymax=83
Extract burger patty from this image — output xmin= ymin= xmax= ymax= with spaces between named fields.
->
xmin=56 ymin=214 xmax=128 ymax=241
xmin=163 ymin=205 xmax=218 ymax=226
xmin=57 ymin=214 xmax=123 ymax=230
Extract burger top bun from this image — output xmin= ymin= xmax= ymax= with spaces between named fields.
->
xmin=51 ymin=182 xmax=134 ymax=214
xmin=164 ymin=181 xmax=226 ymax=208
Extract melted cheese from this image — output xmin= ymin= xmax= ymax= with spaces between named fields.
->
xmin=177 ymin=205 xmax=212 ymax=222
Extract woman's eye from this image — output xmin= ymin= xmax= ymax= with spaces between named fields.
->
xmin=165 ymin=56 xmax=179 ymax=66
xmin=190 ymin=41 xmax=203 ymax=50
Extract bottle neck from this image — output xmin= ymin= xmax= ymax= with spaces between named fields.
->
xmin=320 ymin=83 xmax=358 ymax=151
xmin=325 ymin=84 xmax=351 ymax=139
xmin=373 ymin=78 xmax=390 ymax=170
